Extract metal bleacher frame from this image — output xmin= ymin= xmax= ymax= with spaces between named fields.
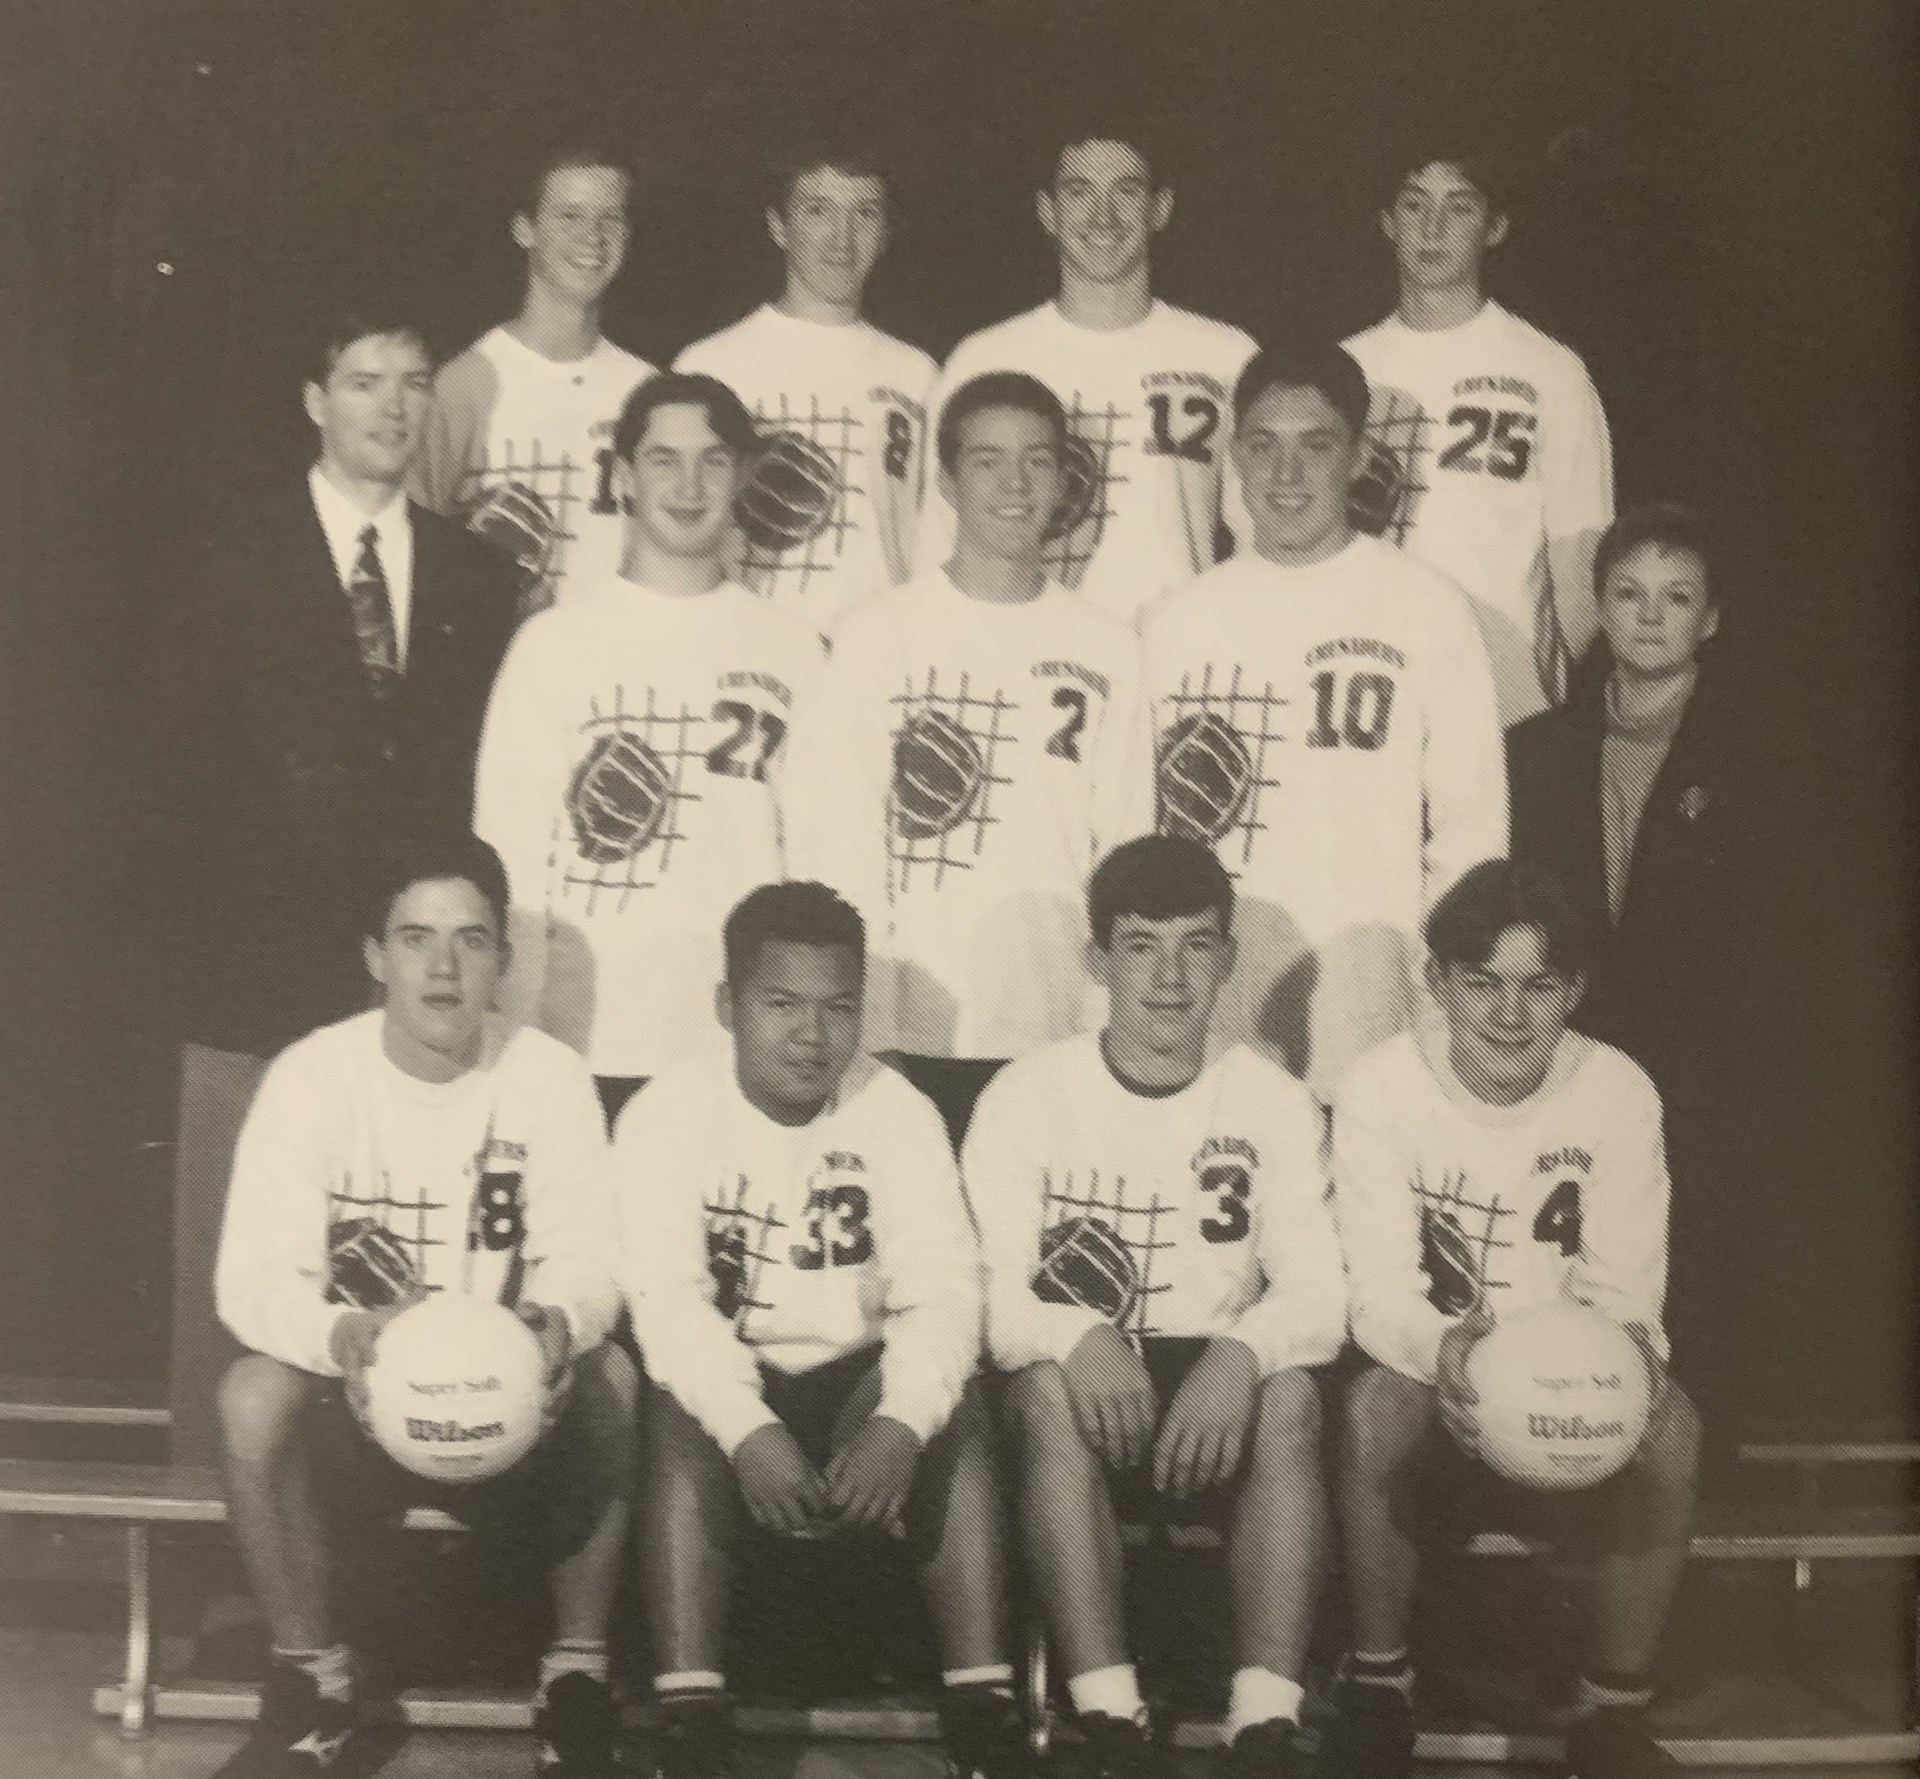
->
xmin=2 ymin=1421 xmax=1918 ymax=1766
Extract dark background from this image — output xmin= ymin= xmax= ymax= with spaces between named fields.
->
xmin=0 ymin=0 xmax=1912 ymax=1430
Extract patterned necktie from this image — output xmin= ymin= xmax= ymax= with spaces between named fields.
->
xmin=344 ymin=522 xmax=400 ymax=696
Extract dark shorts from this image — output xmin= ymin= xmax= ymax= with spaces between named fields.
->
xmin=761 ymin=1343 xmax=974 ymax=1560
xmin=309 ymin=1369 xmax=608 ymax=1565
xmin=888 ymin=1054 xmax=1007 ymax=1152
xmin=1107 ymin=1336 xmax=1241 ymax=1523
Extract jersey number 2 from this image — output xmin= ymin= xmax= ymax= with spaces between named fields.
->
xmin=706 ymin=701 xmax=788 ymax=782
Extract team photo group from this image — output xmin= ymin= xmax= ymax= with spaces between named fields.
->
xmin=176 ymin=109 xmax=1750 ymax=1779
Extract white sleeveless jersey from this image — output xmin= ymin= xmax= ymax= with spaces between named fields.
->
xmin=676 ymin=306 xmax=937 ymax=635
xmin=216 ymin=1012 xmax=616 ymax=1374
xmin=472 ymin=577 xmax=823 ymax=1077
xmin=963 ymin=1035 xmax=1346 ymax=1375
xmin=1332 ymin=1026 xmax=1670 ymax=1386
xmin=1343 ymin=302 xmax=1614 ymax=725
xmin=784 ymin=572 xmax=1138 ymax=1058
xmin=920 ymin=301 xmax=1257 ymax=622
xmin=413 ymin=327 xmax=655 ymax=618
xmin=616 ymin=1050 xmax=981 ymax=1456
xmin=1131 ymin=538 xmax=1507 ymax=1097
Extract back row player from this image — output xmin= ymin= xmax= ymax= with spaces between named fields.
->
xmin=421 ymin=128 xmax=1609 ymax=725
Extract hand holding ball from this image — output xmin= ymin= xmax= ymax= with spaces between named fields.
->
xmin=1456 ymin=1300 xmax=1654 ymax=1491
xmin=363 ymin=1295 xmax=547 ymax=1482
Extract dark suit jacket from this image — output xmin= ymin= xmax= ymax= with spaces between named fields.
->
xmin=1506 ymin=654 xmax=1759 ymax=1100
xmin=169 ymin=484 xmax=517 ymax=1054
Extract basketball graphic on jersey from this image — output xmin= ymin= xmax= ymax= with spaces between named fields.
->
xmin=1045 ymin=433 xmax=1104 ymax=544
xmin=737 ymin=430 xmax=841 ymax=553
xmin=1351 ymin=387 xmax=1427 ymax=543
xmin=325 ymin=1217 xmax=420 ymax=1310
xmin=707 ymin=1221 xmax=751 ymax=1320
xmin=1421 ymin=1204 xmax=1482 ymax=1316
xmin=1349 ymin=438 xmax=1412 ymax=538
xmin=463 ymin=481 xmax=559 ymax=592
xmin=1035 ymin=1214 xmax=1140 ymax=1324
xmin=567 ymin=729 xmax=675 ymax=863
xmin=1157 ymin=711 xmax=1254 ymax=844
xmin=891 ymin=708 xmax=987 ymax=841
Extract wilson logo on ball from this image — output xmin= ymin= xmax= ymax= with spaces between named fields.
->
xmin=737 ymin=431 xmax=840 ymax=553
xmin=1156 ymin=711 xmax=1254 ymax=843
xmin=567 ymin=730 xmax=674 ymax=863
xmin=890 ymin=709 xmax=986 ymax=841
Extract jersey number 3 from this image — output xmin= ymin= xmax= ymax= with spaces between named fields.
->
xmin=1199 ymin=1162 xmax=1252 ymax=1243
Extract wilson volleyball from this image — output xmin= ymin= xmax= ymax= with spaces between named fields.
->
xmin=1465 ymin=1300 xmax=1653 ymax=1491
xmin=364 ymin=1294 xmax=546 ymax=1483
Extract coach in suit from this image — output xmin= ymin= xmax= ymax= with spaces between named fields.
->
xmin=165 ymin=304 xmax=517 ymax=1460
xmin=1507 ymin=501 xmax=1779 ymax=1462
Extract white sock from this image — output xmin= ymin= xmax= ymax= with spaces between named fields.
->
xmin=944 ymin=1664 xmax=1016 ymax=1694
xmin=538 ymin=1640 xmax=608 ymax=1702
xmin=1067 ymin=1663 xmax=1145 ymax=1723
xmin=1227 ymin=1667 xmax=1304 ymax=1737
xmin=1577 ymin=1673 xmax=1653 ymax=1718
xmin=655 ymin=1669 xmax=727 ymax=1704
xmin=273 ymin=1642 xmax=354 ymax=1704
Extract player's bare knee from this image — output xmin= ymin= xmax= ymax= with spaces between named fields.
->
xmin=1633 ymin=1383 xmax=1702 ymax=1492
xmin=1343 ymin=1362 xmax=1434 ymax=1481
xmin=1004 ymin=1361 xmax=1076 ymax=1448
xmin=218 ymin=1353 xmax=313 ymax=1466
xmin=1250 ymin=1367 xmax=1322 ymax=1466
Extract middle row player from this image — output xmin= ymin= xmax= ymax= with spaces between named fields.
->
xmin=475 ymin=345 xmax=1506 ymax=1118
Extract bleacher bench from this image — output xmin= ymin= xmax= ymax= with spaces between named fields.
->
xmin=4 ymin=1457 xmax=1916 ymax=1766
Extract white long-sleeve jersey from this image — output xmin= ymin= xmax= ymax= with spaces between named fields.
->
xmin=616 ymin=1050 xmax=983 ymax=1457
xmin=1332 ymin=1025 xmax=1669 ymax=1388
xmin=215 ymin=1011 xmax=618 ymax=1375
xmin=1343 ymin=302 xmax=1614 ymax=726
xmin=783 ymin=572 xmax=1138 ymax=1058
xmin=918 ymin=301 xmax=1257 ymax=623
xmin=1131 ymin=537 xmax=1507 ymax=1097
xmin=472 ymin=576 xmax=823 ymax=1077
xmin=675 ymin=306 xmax=937 ymax=634
xmin=412 ymin=327 xmax=656 ymax=615
xmin=963 ymin=1034 xmax=1347 ymax=1377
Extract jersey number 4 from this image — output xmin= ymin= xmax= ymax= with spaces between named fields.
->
xmin=1532 ymin=1179 xmax=1582 ymax=1257
xmin=791 ymin=1185 xmax=874 ymax=1269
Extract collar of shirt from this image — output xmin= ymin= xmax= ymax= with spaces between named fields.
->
xmin=308 ymin=463 xmax=416 ymax=662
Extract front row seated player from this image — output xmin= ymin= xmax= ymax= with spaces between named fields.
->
xmin=966 ymin=835 xmax=1349 ymax=1779
xmin=615 ymin=881 xmax=1028 ymax=1779
xmin=213 ymin=831 xmax=636 ymax=1779
xmin=1325 ymin=858 xmax=1701 ymax=1779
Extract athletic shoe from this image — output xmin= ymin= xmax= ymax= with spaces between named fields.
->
xmin=1077 ymin=1710 xmax=1163 ymax=1779
xmin=939 ymin=1686 xmax=1031 ymax=1778
xmin=1316 ymin=1676 xmax=1415 ymax=1779
xmin=1564 ymin=1705 xmax=1682 ymax=1778
xmin=651 ymin=1693 xmax=734 ymax=1779
xmin=1219 ymin=1718 xmax=1306 ymax=1778
xmin=213 ymin=1661 xmax=357 ymax=1777
xmin=535 ymin=1672 xmax=626 ymax=1776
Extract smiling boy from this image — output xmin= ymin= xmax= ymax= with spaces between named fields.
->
xmin=473 ymin=373 xmax=822 ymax=1117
